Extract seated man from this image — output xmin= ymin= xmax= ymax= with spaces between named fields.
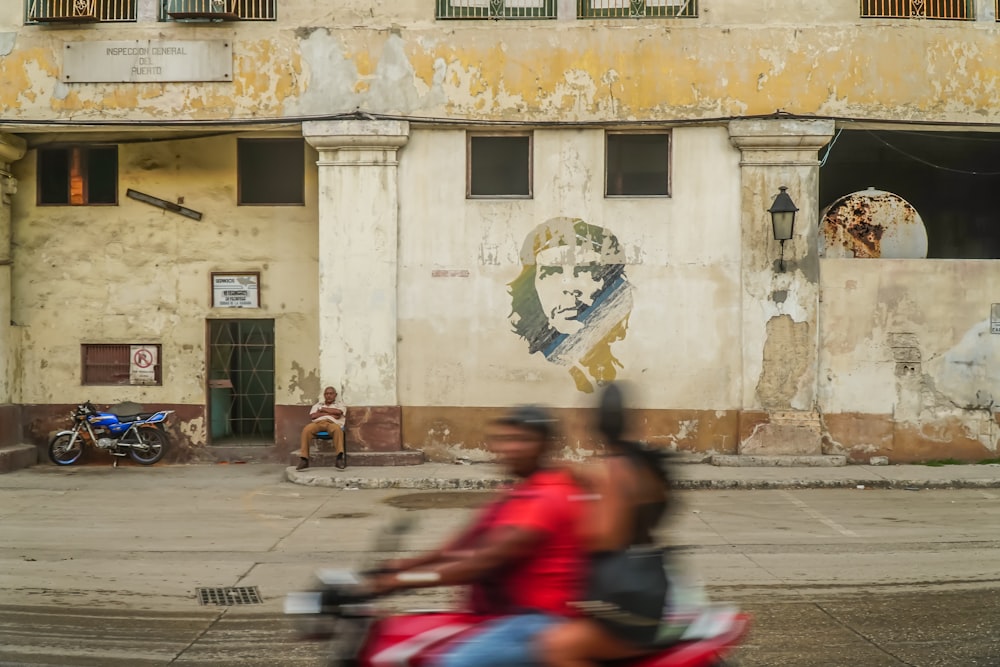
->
xmin=368 ymin=406 xmax=587 ymax=667
xmin=297 ymin=386 xmax=347 ymax=471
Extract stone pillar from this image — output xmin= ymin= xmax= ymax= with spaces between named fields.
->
xmin=0 ymin=132 xmax=26 ymax=407
xmin=303 ymin=120 xmax=409 ymax=449
xmin=729 ymin=119 xmax=835 ymax=456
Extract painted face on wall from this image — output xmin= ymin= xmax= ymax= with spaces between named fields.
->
xmin=534 ymin=247 xmax=604 ymax=336
xmin=508 ymin=217 xmax=633 ymax=394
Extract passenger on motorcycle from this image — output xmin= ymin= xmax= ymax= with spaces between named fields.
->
xmin=539 ymin=383 xmax=674 ymax=667
xmin=368 ymin=405 xmax=587 ymax=667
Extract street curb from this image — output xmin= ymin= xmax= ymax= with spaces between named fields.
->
xmin=286 ymin=469 xmax=514 ymax=490
xmin=284 ymin=469 xmax=1000 ymax=491
xmin=675 ymin=479 xmax=1000 ymax=490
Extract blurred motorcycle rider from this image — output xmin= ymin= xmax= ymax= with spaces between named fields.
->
xmin=369 ymin=405 xmax=587 ymax=667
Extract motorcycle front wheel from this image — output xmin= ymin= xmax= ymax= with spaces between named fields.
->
xmin=129 ymin=427 xmax=167 ymax=465
xmin=48 ymin=433 xmax=83 ymax=466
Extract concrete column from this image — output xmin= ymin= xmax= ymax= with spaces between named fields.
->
xmin=729 ymin=119 xmax=834 ymax=456
xmin=0 ymin=132 xmax=26 ymax=408
xmin=303 ymin=120 xmax=409 ymax=448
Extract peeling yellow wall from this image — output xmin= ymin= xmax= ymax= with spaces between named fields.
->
xmin=9 ymin=135 xmax=320 ymax=408
xmin=2 ymin=9 xmax=1000 ymax=123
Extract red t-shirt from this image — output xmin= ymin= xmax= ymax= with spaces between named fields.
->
xmin=476 ymin=468 xmax=587 ymax=615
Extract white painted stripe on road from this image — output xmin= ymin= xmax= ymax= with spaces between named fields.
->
xmin=780 ymin=491 xmax=858 ymax=537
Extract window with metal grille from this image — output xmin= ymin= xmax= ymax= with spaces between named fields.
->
xmin=162 ymin=0 xmax=276 ymax=21
xmin=37 ymin=146 xmax=118 ymax=206
xmin=578 ymin=0 xmax=695 ymax=19
xmin=26 ymin=0 xmax=136 ymax=23
xmin=860 ymin=0 xmax=974 ymax=20
xmin=82 ymin=344 xmax=162 ymax=386
xmin=437 ymin=0 xmax=556 ymax=19
xmin=606 ymin=132 xmax=670 ymax=197
xmin=468 ymin=134 xmax=532 ymax=198
xmin=237 ymin=139 xmax=304 ymax=205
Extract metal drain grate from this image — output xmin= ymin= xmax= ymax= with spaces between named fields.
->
xmin=196 ymin=586 xmax=263 ymax=606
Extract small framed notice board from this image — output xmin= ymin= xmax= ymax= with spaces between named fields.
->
xmin=212 ymin=272 xmax=260 ymax=309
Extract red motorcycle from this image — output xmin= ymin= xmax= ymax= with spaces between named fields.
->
xmin=285 ymin=567 xmax=750 ymax=667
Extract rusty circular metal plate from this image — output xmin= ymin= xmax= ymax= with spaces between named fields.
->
xmin=820 ymin=188 xmax=928 ymax=259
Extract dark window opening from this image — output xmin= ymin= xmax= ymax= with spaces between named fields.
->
xmin=819 ymin=129 xmax=1000 ymax=259
xmin=468 ymin=135 xmax=532 ymax=198
xmin=606 ymin=133 xmax=670 ymax=197
xmin=38 ymin=146 xmax=118 ymax=206
xmin=238 ymin=138 xmax=305 ymax=205
xmin=82 ymin=344 xmax=162 ymax=386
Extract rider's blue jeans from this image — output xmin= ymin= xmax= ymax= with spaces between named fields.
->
xmin=436 ymin=613 xmax=558 ymax=667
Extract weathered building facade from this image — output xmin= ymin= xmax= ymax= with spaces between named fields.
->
xmin=1 ymin=0 xmax=998 ymax=464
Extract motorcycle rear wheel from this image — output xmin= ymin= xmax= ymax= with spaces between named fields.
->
xmin=48 ymin=433 xmax=83 ymax=466
xmin=129 ymin=427 xmax=167 ymax=465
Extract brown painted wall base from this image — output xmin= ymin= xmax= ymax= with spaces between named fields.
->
xmin=0 ymin=404 xmax=21 ymax=447
xmin=402 ymin=406 xmax=743 ymax=462
xmin=824 ymin=412 xmax=998 ymax=463
xmin=11 ymin=403 xmax=997 ymax=464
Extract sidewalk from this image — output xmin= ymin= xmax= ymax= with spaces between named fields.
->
xmin=286 ymin=460 xmax=1000 ymax=490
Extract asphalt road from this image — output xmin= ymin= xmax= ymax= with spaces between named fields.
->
xmin=1 ymin=464 xmax=998 ymax=666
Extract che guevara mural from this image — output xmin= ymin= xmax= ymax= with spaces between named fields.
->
xmin=508 ymin=217 xmax=633 ymax=393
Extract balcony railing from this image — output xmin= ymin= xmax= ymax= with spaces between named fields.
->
xmin=860 ymin=0 xmax=974 ymax=19
xmin=578 ymin=0 xmax=696 ymax=18
xmin=436 ymin=0 xmax=557 ymax=20
xmin=163 ymin=0 xmax=275 ymax=20
xmin=27 ymin=0 xmax=136 ymax=22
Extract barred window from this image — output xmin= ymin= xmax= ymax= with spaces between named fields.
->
xmin=437 ymin=0 xmax=556 ymax=20
xmin=82 ymin=344 xmax=162 ymax=386
xmin=26 ymin=0 xmax=136 ymax=23
xmin=163 ymin=0 xmax=276 ymax=21
xmin=578 ymin=0 xmax=696 ymax=19
xmin=860 ymin=0 xmax=974 ymax=20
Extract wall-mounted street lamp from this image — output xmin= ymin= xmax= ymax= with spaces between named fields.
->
xmin=768 ymin=186 xmax=798 ymax=272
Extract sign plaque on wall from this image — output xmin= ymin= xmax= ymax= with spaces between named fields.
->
xmin=129 ymin=345 xmax=158 ymax=385
xmin=212 ymin=273 xmax=260 ymax=309
xmin=61 ymin=40 xmax=232 ymax=83
xmin=992 ymin=304 xmax=1000 ymax=335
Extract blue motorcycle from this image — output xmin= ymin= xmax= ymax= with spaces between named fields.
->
xmin=48 ymin=401 xmax=173 ymax=467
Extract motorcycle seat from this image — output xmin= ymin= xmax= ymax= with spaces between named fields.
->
xmin=113 ymin=412 xmax=155 ymax=422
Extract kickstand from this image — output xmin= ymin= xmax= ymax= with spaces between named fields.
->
xmin=113 ymin=457 xmax=118 ymax=468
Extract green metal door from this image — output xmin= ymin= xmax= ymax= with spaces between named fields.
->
xmin=207 ymin=319 xmax=275 ymax=444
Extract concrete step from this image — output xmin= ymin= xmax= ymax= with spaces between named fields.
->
xmin=710 ymin=454 xmax=848 ymax=467
xmin=292 ymin=450 xmax=425 ymax=468
xmin=0 ymin=444 xmax=39 ymax=474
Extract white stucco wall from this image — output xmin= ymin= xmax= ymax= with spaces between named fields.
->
xmin=397 ymin=125 xmax=743 ymax=410
xmin=0 ymin=270 xmax=15 ymax=403
xmin=820 ymin=259 xmax=1000 ymax=450
xmin=10 ymin=134 xmax=321 ymax=410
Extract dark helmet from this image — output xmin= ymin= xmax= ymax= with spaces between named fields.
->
xmin=494 ymin=405 xmax=557 ymax=440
